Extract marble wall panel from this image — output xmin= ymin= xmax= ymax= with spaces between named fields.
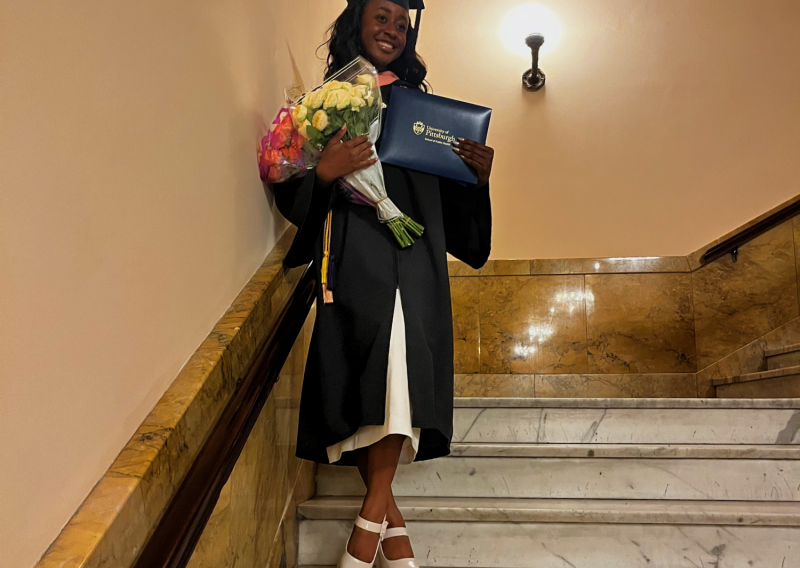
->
xmin=794 ymin=216 xmax=800 ymax=301
xmin=585 ymin=274 xmax=696 ymax=373
xmin=693 ymin=221 xmax=800 ymax=369
xmin=536 ymin=373 xmax=696 ymax=398
xmin=530 ymin=258 xmax=584 ymax=275
xmin=584 ymin=256 xmax=691 ymax=274
xmin=479 ymin=276 xmax=588 ymax=374
xmin=450 ymin=277 xmax=480 ymax=374
xmin=448 ymin=259 xmax=530 ymax=276
xmin=454 ymin=374 xmax=535 ymax=397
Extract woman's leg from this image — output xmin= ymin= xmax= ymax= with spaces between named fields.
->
xmin=346 ymin=434 xmax=407 ymax=561
xmin=356 ymin=439 xmax=415 ymax=560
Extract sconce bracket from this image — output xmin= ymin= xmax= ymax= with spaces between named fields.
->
xmin=523 ymin=68 xmax=546 ymax=91
xmin=523 ymin=33 xmax=546 ymax=92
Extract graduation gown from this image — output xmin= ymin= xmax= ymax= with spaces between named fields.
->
xmin=273 ymin=84 xmax=492 ymax=465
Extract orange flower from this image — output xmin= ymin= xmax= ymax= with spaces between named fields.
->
xmin=271 ymin=113 xmax=295 ymax=148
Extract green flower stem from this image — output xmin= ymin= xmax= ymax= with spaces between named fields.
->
xmin=387 ymin=218 xmax=415 ymax=248
xmin=400 ymin=215 xmax=425 ymax=237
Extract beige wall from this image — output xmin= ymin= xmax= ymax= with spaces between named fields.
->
xmin=420 ymin=0 xmax=800 ymax=259
xmin=0 ymin=2 xmax=341 ymax=566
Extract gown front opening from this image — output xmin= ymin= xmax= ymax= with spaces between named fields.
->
xmin=326 ymin=288 xmax=421 ymax=465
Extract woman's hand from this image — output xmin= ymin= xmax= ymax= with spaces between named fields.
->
xmin=453 ymin=138 xmax=494 ymax=187
xmin=316 ymin=125 xmax=378 ymax=187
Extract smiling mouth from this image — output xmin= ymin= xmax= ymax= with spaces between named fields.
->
xmin=376 ymin=40 xmax=397 ymax=53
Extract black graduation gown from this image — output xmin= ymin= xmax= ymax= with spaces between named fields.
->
xmin=273 ymin=84 xmax=492 ymax=465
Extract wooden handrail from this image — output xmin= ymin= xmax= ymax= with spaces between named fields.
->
xmin=703 ymin=199 xmax=800 ymax=264
xmin=132 ymin=265 xmax=317 ymax=568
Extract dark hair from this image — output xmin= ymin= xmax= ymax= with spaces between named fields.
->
xmin=321 ymin=0 xmax=428 ymax=90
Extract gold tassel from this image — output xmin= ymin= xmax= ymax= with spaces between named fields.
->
xmin=321 ymin=210 xmax=334 ymax=304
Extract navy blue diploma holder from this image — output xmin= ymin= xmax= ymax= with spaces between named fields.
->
xmin=379 ymin=86 xmax=492 ymax=185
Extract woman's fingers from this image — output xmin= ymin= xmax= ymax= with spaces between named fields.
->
xmin=327 ymin=125 xmax=348 ymax=146
xmin=357 ymin=157 xmax=379 ymax=170
xmin=455 ymin=147 xmax=488 ymax=167
xmin=455 ymin=139 xmax=494 ymax=158
xmin=347 ymin=135 xmax=371 ymax=149
xmin=357 ymin=145 xmax=375 ymax=161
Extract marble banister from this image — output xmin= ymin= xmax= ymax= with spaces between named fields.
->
xmin=35 ymin=227 xmax=316 ymax=568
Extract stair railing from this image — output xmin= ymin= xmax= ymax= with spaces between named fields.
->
xmin=703 ymin=199 xmax=800 ymax=264
xmin=132 ymin=265 xmax=317 ymax=568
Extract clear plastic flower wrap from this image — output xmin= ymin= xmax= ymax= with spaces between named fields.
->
xmin=258 ymin=56 xmax=424 ymax=248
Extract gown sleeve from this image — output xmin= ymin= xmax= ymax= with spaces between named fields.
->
xmin=272 ymin=169 xmax=336 ymax=268
xmin=439 ymin=178 xmax=492 ymax=269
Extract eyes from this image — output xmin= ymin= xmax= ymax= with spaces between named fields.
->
xmin=376 ymin=14 xmax=407 ymax=33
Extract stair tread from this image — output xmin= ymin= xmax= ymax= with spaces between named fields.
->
xmin=713 ymin=365 xmax=800 ymax=386
xmin=448 ymin=443 xmax=800 ymax=459
xmin=298 ymin=496 xmax=800 ymax=526
xmin=454 ymin=397 xmax=800 ymax=408
xmin=765 ymin=343 xmax=800 ymax=358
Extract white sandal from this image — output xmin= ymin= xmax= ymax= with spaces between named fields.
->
xmin=378 ymin=526 xmax=419 ymax=568
xmin=337 ymin=515 xmax=388 ymax=568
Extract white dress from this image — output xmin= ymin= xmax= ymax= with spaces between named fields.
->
xmin=326 ymin=289 xmax=421 ymax=465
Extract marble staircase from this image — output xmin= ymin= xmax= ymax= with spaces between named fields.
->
xmin=297 ymin=397 xmax=800 ymax=568
xmin=715 ymin=343 xmax=800 ymax=398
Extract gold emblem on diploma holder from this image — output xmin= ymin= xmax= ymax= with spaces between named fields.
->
xmin=413 ymin=121 xmax=425 ymax=136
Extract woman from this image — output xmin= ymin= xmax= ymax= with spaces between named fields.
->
xmin=273 ymin=1 xmax=493 ymax=566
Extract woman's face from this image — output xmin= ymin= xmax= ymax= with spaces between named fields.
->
xmin=361 ymin=0 xmax=409 ymax=70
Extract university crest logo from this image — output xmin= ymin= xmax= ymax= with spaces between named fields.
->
xmin=413 ymin=121 xmax=425 ymax=136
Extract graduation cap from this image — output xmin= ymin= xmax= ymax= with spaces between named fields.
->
xmin=349 ymin=0 xmax=425 ymax=37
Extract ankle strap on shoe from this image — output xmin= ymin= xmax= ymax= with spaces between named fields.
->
xmin=355 ymin=515 xmax=388 ymax=538
xmin=383 ymin=527 xmax=409 ymax=539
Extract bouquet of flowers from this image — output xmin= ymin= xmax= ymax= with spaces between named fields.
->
xmin=258 ymin=56 xmax=424 ymax=248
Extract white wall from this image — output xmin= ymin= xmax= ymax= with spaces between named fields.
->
xmin=0 ymin=1 xmax=343 ymax=566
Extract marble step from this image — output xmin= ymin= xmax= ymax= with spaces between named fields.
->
xmin=299 ymin=496 xmax=800 ymax=526
xmin=298 ymin=498 xmax=800 ymax=567
xmin=714 ymin=366 xmax=800 ymax=399
xmin=766 ymin=343 xmax=800 ymax=370
xmin=316 ymin=444 xmax=800 ymax=501
xmin=449 ymin=442 xmax=800 ymax=459
xmin=453 ymin=398 xmax=800 ymax=408
xmin=452 ymin=403 xmax=800 ymax=445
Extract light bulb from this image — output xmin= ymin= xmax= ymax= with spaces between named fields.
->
xmin=502 ymin=4 xmax=562 ymax=56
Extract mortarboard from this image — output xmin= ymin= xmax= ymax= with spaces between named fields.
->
xmin=385 ymin=0 xmax=425 ymax=11
xmin=349 ymin=0 xmax=425 ymax=35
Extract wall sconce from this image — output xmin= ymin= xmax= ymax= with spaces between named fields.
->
xmin=523 ymin=33 xmax=546 ymax=91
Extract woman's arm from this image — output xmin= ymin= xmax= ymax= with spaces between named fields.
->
xmin=272 ymin=126 xmax=377 ymax=267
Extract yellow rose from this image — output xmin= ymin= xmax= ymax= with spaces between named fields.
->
xmin=312 ymin=110 xmax=329 ymax=131
xmin=366 ymin=94 xmax=375 ymax=107
xmin=352 ymin=84 xmax=369 ymax=99
xmin=298 ymin=119 xmax=312 ymax=139
xmin=307 ymin=89 xmax=326 ymax=109
xmin=350 ymin=96 xmax=365 ymax=110
xmin=323 ymin=90 xmax=339 ymax=110
xmin=335 ymin=89 xmax=352 ymax=110
xmin=356 ymin=75 xmax=374 ymax=88
xmin=291 ymin=104 xmax=308 ymax=126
